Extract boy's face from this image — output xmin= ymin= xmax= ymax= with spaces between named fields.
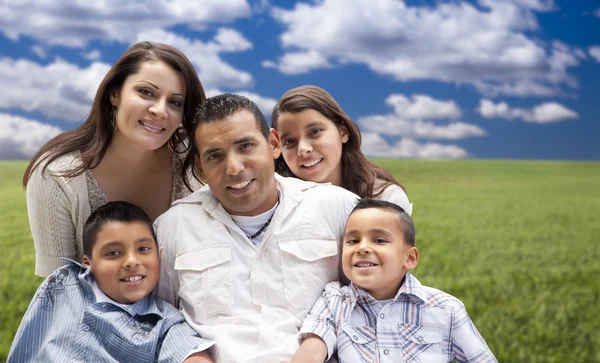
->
xmin=82 ymin=221 xmax=159 ymax=304
xmin=342 ymin=207 xmax=418 ymax=300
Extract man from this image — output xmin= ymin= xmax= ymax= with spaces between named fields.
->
xmin=155 ymin=94 xmax=358 ymax=362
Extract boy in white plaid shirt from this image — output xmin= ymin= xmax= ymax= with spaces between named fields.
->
xmin=289 ymin=199 xmax=497 ymax=363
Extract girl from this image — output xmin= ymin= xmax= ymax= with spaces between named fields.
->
xmin=271 ymin=85 xmax=412 ymax=214
xmin=24 ymin=42 xmax=206 ymax=277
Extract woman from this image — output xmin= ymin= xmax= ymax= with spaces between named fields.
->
xmin=271 ymin=85 xmax=412 ymax=214
xmin=23 ymin=41 xmax=206 ymax=277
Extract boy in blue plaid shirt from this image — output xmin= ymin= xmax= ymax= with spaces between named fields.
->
xmin=9 ymin=201 xmax=214 ymax=363
xmin=289 ymin=199 xmax=497 ymax=363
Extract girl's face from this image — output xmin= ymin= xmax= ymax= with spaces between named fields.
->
xmin=110 ymin=60 xmax=186 ymax=151
xmin=277 ymin=109 xmax=349 ymax=186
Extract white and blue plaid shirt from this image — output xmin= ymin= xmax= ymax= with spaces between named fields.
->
xmin=8 ymin=261 xmax=213 ymax=363
xmin=300 ymin=273 xmax=497 ymax=363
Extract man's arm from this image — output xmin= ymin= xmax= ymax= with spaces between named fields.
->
xmin=289 ymin=334 xmax=327 ymax=363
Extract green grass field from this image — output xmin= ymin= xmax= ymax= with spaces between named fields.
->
xmin=1 ymin=159 xmax=599 ymax=362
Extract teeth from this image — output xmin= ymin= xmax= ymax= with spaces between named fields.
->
xmin=123 ymin=276 xmax=143 ymax=282
xmin=356 ymin=263 xmax=376 ymax=267
xmin=302 ymin=159 xmax=322 ymax=168
xmin=141 ymin=121 xmax=163 ymax=131
xmin=229 ymin=180 xmax=251 ymax=189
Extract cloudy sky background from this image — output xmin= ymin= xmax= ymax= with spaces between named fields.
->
xmin=1 ymin=0 xmax=598 ymax=160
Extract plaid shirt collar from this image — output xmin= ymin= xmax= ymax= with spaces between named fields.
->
xmin=350 ymin=272 xmax=430 ymax=309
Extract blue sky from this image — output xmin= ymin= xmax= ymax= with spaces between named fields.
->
xmin=1 ymin=0 xmax=598 ymax=160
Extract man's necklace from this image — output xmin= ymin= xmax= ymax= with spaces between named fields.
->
xmin=247 ymin=192 xmax=280 ymax=240
xmin=247 ymin=214 xmax=274 ymax=240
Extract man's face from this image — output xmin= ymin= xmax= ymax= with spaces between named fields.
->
xmin=83 ymin=221 xmax=160 ymax=304
xmin=195 ymin=110 xmax=281 ymax=216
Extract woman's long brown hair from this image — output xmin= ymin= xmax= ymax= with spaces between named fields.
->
xmin=23 ymin=41 xmax=206 ymax=191
xmin=271 ymin=85 xmax=404 ymax=198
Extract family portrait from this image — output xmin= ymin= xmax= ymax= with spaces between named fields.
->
xmin=1 ymin=1 xmax=598 ymax=362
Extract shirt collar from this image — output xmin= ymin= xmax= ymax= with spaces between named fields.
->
xmin=63 ymin=259 xmax=164 ymax=318
xmin=350 ymin=272 xmax=429 ymax=307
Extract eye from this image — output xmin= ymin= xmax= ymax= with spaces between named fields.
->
xmin=106 ymin=251 xmax=121 ymax=257
xmin=169 ymin=99 xmax=183 ymax=108
xmin=240 ymin=142 xmax=253 ymax=150
xmin=375 ymin=238 xmax=388 ymax=244
xmin=282 ymin=139 xmax=296 ymax=148
xmin=139 ymin=88 xmax=153 ymax=97
xmin=207 ymin=153 xmax=221 ymax=161
xmin=310 ymin=128 xmax=323 ymax=136
xmin=345 ymin=239 xmax=359 ymax=244
xmin=139 ymin=246 xmax=152 ymax=252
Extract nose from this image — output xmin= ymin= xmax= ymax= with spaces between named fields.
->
xmin=297 ymin=138 xmax=312 ymax=157
xmin=149 ymin=99 xmax=168 ymax=120
xmin=357 ymin=239 xmax=371 ymax=254
xmin=123 ymin=252 xmax=140 ymax=269
xmin=225 ymin=155 xmax=244 ymax=176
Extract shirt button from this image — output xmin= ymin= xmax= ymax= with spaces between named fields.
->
xmin=383 ymin=349 xmax=389 ymax=355
xmin=418 ymin=336 xmax=424 ymax=342
xmin=379 ymin=313 xmax=385 ymax=319
xmin=83 ymin=325 xmax=90 ymax=331
xmin=353 ymin=335 xmax=358 ymax=341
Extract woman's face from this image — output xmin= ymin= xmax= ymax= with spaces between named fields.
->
xmin=110 ymin=60 xmax=186 ymax=151
xmin=276 ymin=109 xmax=348 ymax=186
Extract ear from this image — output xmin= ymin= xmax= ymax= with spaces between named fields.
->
xmin=404 ymin=247 xmax=419 ymax=270
xmin=82 ymin=255 xmax=91 ymax=268
xmin=194 ymin=155 xmax=206 ymax=182
xmin=109 ymin=89 xmax=120 ymax=107
xmin=269 ymin=128 xmax=282 ymax=159
xmin=339 ymin=124 xmax=350 ymax=144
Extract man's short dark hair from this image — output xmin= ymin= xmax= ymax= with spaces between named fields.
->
xmin=82 ymin=201 xmax=156 ymax=258
xmin=350 ymin=198 xmax=416 ymax=246
xmin=192 ymin=93 xmax=270 ymax=156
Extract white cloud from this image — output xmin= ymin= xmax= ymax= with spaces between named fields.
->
xmin=594 ymin=8 xmax=600 ymax=18
xmin=589 ymin=46 xmax=600 ymax=63
xmin=137 ymin=28 xmax=253 ymax=88
xmin=81 ymin=49 xmax=102 ymax=61
xmin=31 ymin=46 xmax=47 ymax=59
xmin=385 ymin=94 xmax=462 ymax=120
xmin=213 ymin=28 xmax=253 ymax=52
xmin=0 ymin=0 xmax=251 ymax=47
xmin=478 ymin=99 xmax=577 ymax=123
xmin=0 ymin=113 xmax=62 ymax=159
xmin=205 ymin=88 xmax=277 ymax=116
xmin=361 ymin=133 xmax=469 ymax=159
xmin=0 ymin=57 xmax=109 ymax=121
xmin=267 ymin=0 xmax=579 ymax=97
xmin=262 ymin=51 xmax=332 ymax=74
xmin=358 ymin=94 xmax=485 ymax=140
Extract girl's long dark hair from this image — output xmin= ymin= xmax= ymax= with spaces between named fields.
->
xmin=271 ymin=85 xmax=404 ymax=198
xmin=23 ymin=41 xmax=206 ymax=191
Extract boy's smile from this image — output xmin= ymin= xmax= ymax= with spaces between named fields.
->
xmin=342 ymin=207 xmax=418 ymax=300
xmin=83 ymin=221 xmax=160 ymax=304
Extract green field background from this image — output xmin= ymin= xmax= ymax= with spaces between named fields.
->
xmin=1 ymin=160 xmax=599 ymax=362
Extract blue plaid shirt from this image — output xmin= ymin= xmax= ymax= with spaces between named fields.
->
xmin=8 ymin=261 xmax=212 ymax=363
xmin=300 ymin=272 xmax=497 ymax=363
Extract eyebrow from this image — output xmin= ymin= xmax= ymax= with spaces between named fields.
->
xmin=201 ymin=136 xmax=257 ymax=159
xmin=344 ymin=228 xmax=394 ymax=237
xmin=137 ymin=81 xmax=185 ymax=97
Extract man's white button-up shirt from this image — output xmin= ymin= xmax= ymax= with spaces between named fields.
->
xmin=155 ymin=174 xmax=358 ymax=363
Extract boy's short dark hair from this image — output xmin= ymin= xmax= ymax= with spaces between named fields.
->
xmin=191 ymin=93 xmax=270 ymax=156
xmin=350 ymin=198 xmax=416 ymax=246
xmin=82 ymin=201 xmax=156 ymax=258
